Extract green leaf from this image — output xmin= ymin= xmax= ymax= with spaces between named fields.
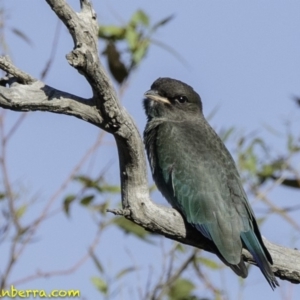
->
xmin=74 ymin=175 xmax=120 ymax=194
xmin=125 ymin=27 xmax=139 ymax=50
xmin=90 ymin=252 xmax=104 ymax=274
xmin=175 ymin=243 xmax=187 ymax=253
xmin=259 ymin=164 xmax=275 ymax=178
xmin=74 ymin=175 xmax=97 ymax=187
xmin=98 ymin=25 xmax=125 ymax=40
xmin=113 ymin=217 xmax=150 ymax=240
xmin=151 ymin=14 xmax=174 ymax=32
xmin=197 ymin=257 xmax=221 ymax=270
xmin=168 ymin=278 xmax=195 ymax=300
xmin=11 ymin=28 xmax=33 ymax=45
xmin=99 ymin=185 xmax=121 ymax=194
xmin=80 ymin=195 xmax=95 ymax=206
xmin=132 ymin=39 xmax=149 ymax=65
xmin=239 ymin=152 xmax=257 ymax=174
xmin=74 ymin=175 xmax=98 ymax=188
xmin=94 ymin=201 xmax=110 ymax=215
xmin=91 ymin=277 xmax=108 ymax=295
xmin=15 ymin=204 xmax=27 ymax=219
xmin=130 ymin=10 xmax=149 ymax=27
xmin=63 ymin=195 xmax=76 ymax=216
xmin=115 ymin=267 xmax=136 ymax=279
xmin=74 ymin=175 xmax=102 ymax=193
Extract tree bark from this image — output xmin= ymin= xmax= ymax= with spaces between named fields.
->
xmin=0 ymin=0 xmax=299 ymax=284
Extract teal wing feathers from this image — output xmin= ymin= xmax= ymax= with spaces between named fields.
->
xmin=144 ymin=117 xmax=278 ymax=288
xmin=155 ymin=121 xmax=250 ymax=264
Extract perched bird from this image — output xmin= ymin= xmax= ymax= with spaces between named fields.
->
xmin=143 ymin=77 xmax=278 ymax=289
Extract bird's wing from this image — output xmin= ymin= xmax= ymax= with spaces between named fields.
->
xmin=155 ymin=121 xmax=253 ymax=264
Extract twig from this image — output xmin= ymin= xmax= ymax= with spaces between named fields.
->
xmin=15 ymin=132 xmax=106 ymax=259
xmin=0 ymin=56 xmax=35 ymax=84
xmin=4 ymin=112 xmax=27 ymax=144
xmin=40 ymin=20 xmax=62 ymax=80
xmin=11 ymin=228 xmax=102 ymax=286
xmin=151 ymin=250 xmax=197 ymax=300
xmin=0 ymin=111 xmax=22 ymax=233
xmin=193 ymin=258 xmax=223 ymax=297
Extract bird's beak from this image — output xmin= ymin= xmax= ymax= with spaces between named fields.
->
xmin=144 ymin=90 xmax=170 ymax=104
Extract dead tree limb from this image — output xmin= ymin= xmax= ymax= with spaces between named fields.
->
xmin=0 ymin=0 xmax=298 ymax=284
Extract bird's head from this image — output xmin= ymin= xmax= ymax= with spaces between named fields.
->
xmin=143 ymin=77 xmax=203 ymax=121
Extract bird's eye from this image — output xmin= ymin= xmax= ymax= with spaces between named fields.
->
xmin=175 ymin=96 xmax=188 ymax=104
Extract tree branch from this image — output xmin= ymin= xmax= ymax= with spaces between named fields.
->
xmin=0 ymin=0 xmax=298 ymax=285
xmin=0 ymin=56 xmax=35 ymax=84
xmin=0 ymin=57 xmax=102 ymax=125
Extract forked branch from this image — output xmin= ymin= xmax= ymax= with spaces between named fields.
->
xmin=0 ymin=0 xmax=298 ymax=284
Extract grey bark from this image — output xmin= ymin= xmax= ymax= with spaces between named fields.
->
xmin=0 ymin=0 xmax=298 ymax=284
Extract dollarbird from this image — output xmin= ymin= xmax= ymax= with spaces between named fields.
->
xmin=143 ymin=77 xmax=279 ymax=289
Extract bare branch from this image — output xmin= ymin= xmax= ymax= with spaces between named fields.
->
xmin=0 ymin=114 xmax=22 ymax=233
xmin=0 ymin=78 xmax=102 ymax=126
xmin=193 ymin=260 xmax=223 ymax=296
xmin=0 ymin=56 xmax=35 ymax=84
xmin=151 ymin=249 xmax=197 ymax=300
xmin=0 ymin=131 xmax=105 ymax=289
xmin=46 ymin=0 xmax=122 ymax=129
xmin=11 ymin=228 xmax=102 ymax=286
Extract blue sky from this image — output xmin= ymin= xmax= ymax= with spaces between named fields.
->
xmin=1 ymin=1 xmax=300 ymax=299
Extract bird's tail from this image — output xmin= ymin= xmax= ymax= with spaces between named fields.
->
xmin=241 ymin=231 xmax=279 ymax=289
xmin=217 ymin=254 xmax=248 ymax=278
xmin=229 ymin=260 xmax=248 ymax=279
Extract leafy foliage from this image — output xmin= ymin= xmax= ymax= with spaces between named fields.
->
xmin=91 ymin=277 xmax=108 ymax=295
xmin=236 ymin=128 xmax=300 ymax=190
xmin=62 ymin=174 xmax=120 ymax=216
xmin=167 ymin=278 xmax=196 ymax=300
xmin=99 ymin=10 xmax=173 ymax=84
xmin=112 ymin=216 xmax=151 ymax=241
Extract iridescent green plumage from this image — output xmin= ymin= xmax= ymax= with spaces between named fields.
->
xmin=143 ymin=77 xmax=278 ymax=289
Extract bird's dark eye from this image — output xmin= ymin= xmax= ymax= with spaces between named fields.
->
xmin=175 ymin=96 xmax=188 ymax=104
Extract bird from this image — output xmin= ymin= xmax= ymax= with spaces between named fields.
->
xmin=143 ymin=77 xmax=279 ymax=289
